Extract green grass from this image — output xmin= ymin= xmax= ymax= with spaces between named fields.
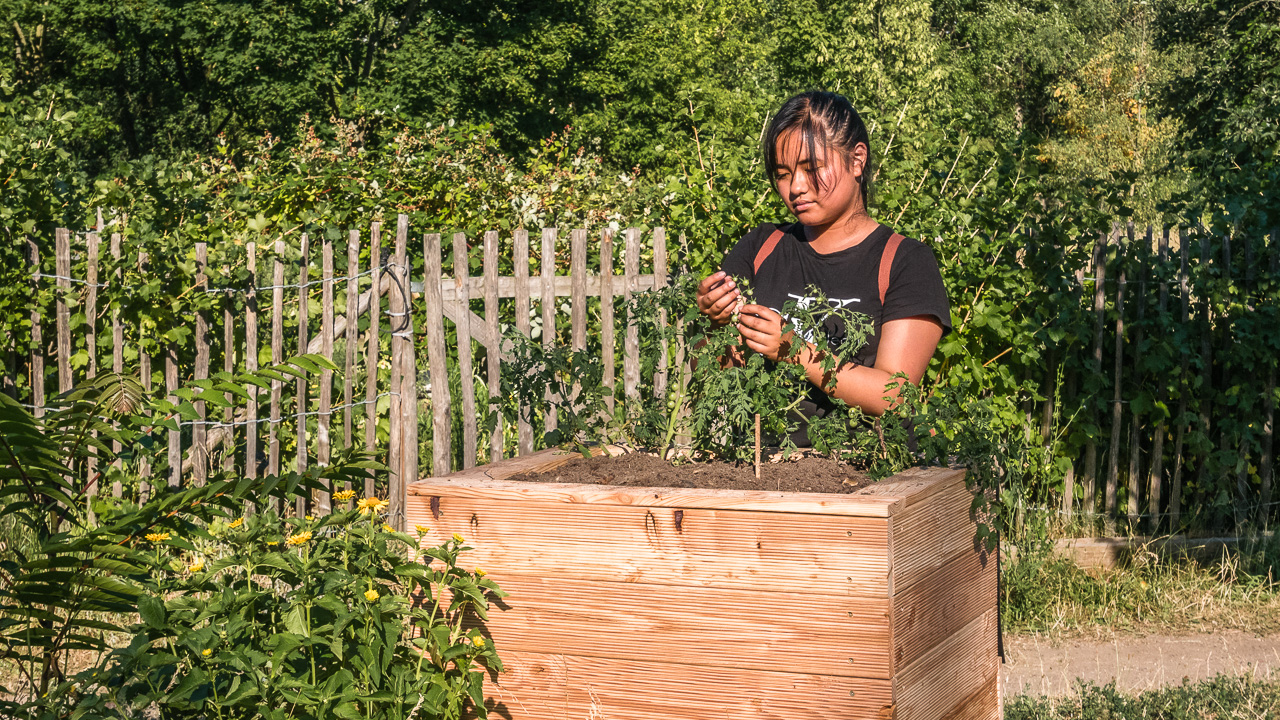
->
xmin=1006 ymin=672 xmax=1280 ymax=719
xmin=1004 ymin=534 xmax=1280 ymax=637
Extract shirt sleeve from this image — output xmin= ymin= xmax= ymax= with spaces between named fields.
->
xmin=882 ymin=238 xmax=952 ymax=335
xmin=720 ymin=224 xmax=773 ymax=282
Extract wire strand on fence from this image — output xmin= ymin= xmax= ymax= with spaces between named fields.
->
xmin=176 ymin=392 xmax=401 ymax=428
xmin=203 ymin=263 xmax=390 ymax=295
xmin=33 ymin=273 xmax=110 ymax=288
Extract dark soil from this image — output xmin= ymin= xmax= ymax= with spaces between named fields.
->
xmin=505 ymin=451 xmax=874 ymax=493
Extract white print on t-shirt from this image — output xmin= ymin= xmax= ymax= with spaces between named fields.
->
xmin=781 ymin=293 xmax=862 ymax=344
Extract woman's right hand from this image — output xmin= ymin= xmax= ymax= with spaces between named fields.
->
xmin=696 ymin=271 xmax=742 ymax=327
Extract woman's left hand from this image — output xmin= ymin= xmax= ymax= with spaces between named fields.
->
xmin=735 ymin=304 xmax=796 ymax=362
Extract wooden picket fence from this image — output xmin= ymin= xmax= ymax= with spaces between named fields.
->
xmin=8 ymin=215 xmax=1278 ymax=534
xmin=9 ymin=216 xmax=669 ymax=530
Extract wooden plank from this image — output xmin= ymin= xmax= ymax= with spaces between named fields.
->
xmin=364 ymin=222 xmax=382 ymax=498
xmin=27 ymin=240 xmax=43 ymax=417
xmin=110 ymin=232 xmax=123 ymax=487
xmin=388 ymin=221 xmax=406 ymax=506
xmin=317 ymin=237 xmax=334 ymax=512
xmin=270 ymin=240 xmax=285 ymax=480
xmin=1127 ymin=226 xmax=1150 ymax=525
xmin=541 ymin=228 xmax=558 ymax=435
xmin=193 ymin=242 xmax=209 ymax=487
xmin=245 ymin=242 xmax=259 ymax=479
xmin=944 ymin=676 xmax=1000 ymax=720
xmin=477 ymin=575 xmax=892 ymax=678
xmin=55 ymin=228 xmax=71 ymax=394
xmin=889 ymin=470 xmax=979 ymax=595
xmin=1194 ymin=230 xmax=1213 ymax=504
xmin=1148 ymin=226 xmax=1170 ymax=532
xmin=892 ymin=545 xmax=996 ymax=671
xmin=1170 ymin=226 xmax=1191 ymax=530
xmin=85 ymin=230 xmax=100 ymax=504
xmin=453 ymin=232 xmax=477 ymax=468
xmin=893 ymin=609 xmax=999 ymax=720
xmin=514 ymin=229 xmax=533 ymax=455
xmin=425 ymin=231 xmax=451 ymax=478
xmin=399 ymin=226 xmax=419 ymax=522
xmin=1105 ymin=226 xmax=1128 ymax=533
xmin=222 ymin=264 xmax=235 ymax=475
xmin=408 ymin=498 xmax=891 ymax=597
xmin=654 ymin=227 xmax=669 ymax=401
xmin=600 ymin=228 xmax=615 ymax=414
xmin=296 ymin=234 xmax=310 ymax=516
xmin=166 ymin=344 xmax=180 ymax=487
xmin=570 ymin=229 xmax=586 ymax=351
xmin=137 ymin=248 xmax=150 ymax=490
xmin=1261 ymin=227 xmax=1278 ymax=515
xmin=344 ymin=230 xmax=358 ymax=453
xmin=623 ymin=228 xmax=641 ymax=401
xmin=1084 ymin=228 xmax=1109 ymax=523
xmin=484 ymin=230 xmax=502 ymax=463
xmin=479 ymin=651 xmax=895 ymax=720
xmin=438 ymin=272 xmax=659 ymax=302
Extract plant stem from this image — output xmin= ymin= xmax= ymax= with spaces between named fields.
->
xmin=754 ymin=413 xmax=761 ymax=480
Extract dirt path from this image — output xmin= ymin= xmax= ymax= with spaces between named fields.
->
xmin=1002 ymin=631 xmax=1280 ymax=698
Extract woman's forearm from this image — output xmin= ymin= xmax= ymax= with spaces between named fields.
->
xmin=789 ymin=344 xmax=906 ymax=416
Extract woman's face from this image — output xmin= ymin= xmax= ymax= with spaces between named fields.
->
xmin=772 ymin=129 xmax=867 ymax=230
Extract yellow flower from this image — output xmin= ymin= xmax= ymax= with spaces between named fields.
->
xmin=373 ymin=498 xmax=389 ymax=514
xmin=145 ymin=532 xmax=170 ymax=543
xmin=333 ymin=489 xmax=356 ymax=502
xmin=266 ymin=540 xmax=279 ymax=546
xmin=202 ymin=649 xmax=212 ymax=657
xmin=286 ymin=531 xmax=312 ymax=546
xmin=188 ymin=559 xmax=205 ymax=573
xmin=415 ymin=524 xmax=431 ymax=535
xmin=474 ymin=567 xmax=486 ymax=577
xmin=364 ymin=589 xmax=380 ymax=602
xmin=452 ymin=533 xmax=465 ymax=544
xmin=228 ymin=517 xmax=244 ymax=529
xmin=382 ymin=524 xmax=394 ymax=533
xmin=305 ymin=515 xmax=314 ymax=522
xmin=357 ymin=497 xmax=379 ymax=515
xmin=471 ymin=636 xmax=485 ymax=648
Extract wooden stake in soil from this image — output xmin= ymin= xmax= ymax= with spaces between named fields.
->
xmin=654 ymin=228 xmax=669 ymax=402
xmin=623 ymin=228 xmax=641 ymax=402
xmin=755 ymin=413 xmax=762 ymax=481
xmin=541 ymin=228 xmax=558 ymax=435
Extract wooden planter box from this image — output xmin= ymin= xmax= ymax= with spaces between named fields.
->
xmin=407 ymin=449 xmax=999 ymax=720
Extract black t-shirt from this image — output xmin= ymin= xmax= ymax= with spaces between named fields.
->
xmin=721 ymin=222 xmax=952 ymax=369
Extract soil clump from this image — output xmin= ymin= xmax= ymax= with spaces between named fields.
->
xmin=505 ymin=451 xmax=874 ymax=493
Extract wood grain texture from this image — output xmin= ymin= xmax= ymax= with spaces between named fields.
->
xmin=246 ymin=242 xmax=259 ymax=479
xmin=345 ymin=230 xmax=359 ymax=452
xmin=296 ymin=234 xmax=310 ymax=499
xmin=653 ymin=227 xmax=668 ymax=400
xmin=166 ymin=344 xmax=180 ymax=487
xmin=27 ymin=240 xmax=43 ymax=417
xmin=622 ymin=228 xmax=640 ymax=400
xmin=407 ymin=497 xmax=890 ymax=597
xmin=892 ymin=543 xmax=996 ymax=670
xmin=893 ymin=609 xmax=999 ymax=720
xmin=110 ymin=232 xmax=123 ymax=483
xmin=424 ymin=231 xmax=450 ymax=478
xmin=270 ymin=240 xmax=285 ymax=479
xmin=541 ymin=228 xmax=558 ymax=433
xmin=85 ymin=231 xmax=100 ymax=499
xmin=600 ymin=229 xmax=615 ymax=414
xmin=943 ymin=676 xmax=1000 ymax=720
xmin=364 ymin=223 xmax=381 ymax=497
xmin=55 ymin=228 xmax=70 ymax=393
xmin=472 ymin=574 xmax=892 ymax=678
xmin=570 ymin=229 xmax=586 ymax=352
xmin=397 ymin=223 xmax=418 ymax=522
xmin=513 ymin=229 xmax=533 ymax=455
xmin=317 ymin=238 xmax=334 ymax=509
xmin=453 ymin=232 xmax=477 ymax=468
xmin=194 ymin=243 xmax=209 ymax=486
xmin=477 ymin=651 xmax=895 ymax=720
xmin=484 ymin=230 xmax=502 ymax=463
xmin=889 ymin=470 xmax=977 ymax=595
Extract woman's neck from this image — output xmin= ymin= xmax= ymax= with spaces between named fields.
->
xmin=801 ymin=213 xmax=880 ymax=253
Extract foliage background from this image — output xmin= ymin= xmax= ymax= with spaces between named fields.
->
xmin=1 ymin=0 xmax=1278 ymax=540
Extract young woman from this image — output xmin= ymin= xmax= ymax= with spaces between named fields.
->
xmin=696 ymin=91 xmax=950 ymax=433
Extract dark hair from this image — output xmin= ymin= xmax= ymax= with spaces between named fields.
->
xmin=763 ymin=91 xmax=873 ymax=208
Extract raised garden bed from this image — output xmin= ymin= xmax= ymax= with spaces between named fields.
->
xmin=407 ymin=448 xmax=999 ymax=720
